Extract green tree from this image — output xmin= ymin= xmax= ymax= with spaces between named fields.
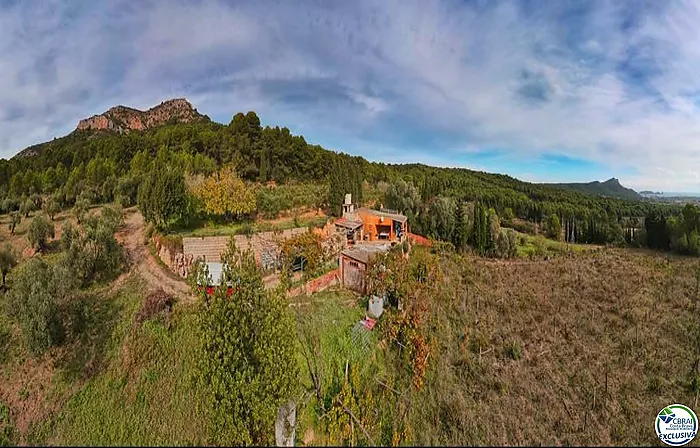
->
xmin=7 ymin=258 xmax=64 ymax=355
xmin=471 ymin=201 xmax=489 ymax=256
xmin=137 ymin=165 xmax=188 ymax=229
xmin=543 ymin=214 xmax=562 ymax=240
xmin=42 ymin=197 xmax=60 ymax=221
xmin=20 ymin=198 xmax=35 ymax=218
xmin=27 ymin=215 xmax=55 ymax=252
xmin=8 ymin=212 xmax=21 ymax=236
xmin=0 ymin=244 xmax=17 ymax=290
xmin=65 ymin=213 xmax=124 ymax=284
xmin=453 ymin=202 xmax=469 ymax=252
xmin=73 ymin=193 xmax=91 ymax=225
xmin=196 ymin=239 xmax=298 ymax=445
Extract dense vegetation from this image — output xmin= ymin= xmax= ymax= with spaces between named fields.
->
xmin=0 ymin=107 xmax=691 ymax=256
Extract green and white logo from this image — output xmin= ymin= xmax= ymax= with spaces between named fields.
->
xmin=656 ymin=404 xmax=697 ymax=446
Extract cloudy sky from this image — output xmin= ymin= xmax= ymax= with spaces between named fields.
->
xmin=2 ymin=0 xmax=700 ymax=191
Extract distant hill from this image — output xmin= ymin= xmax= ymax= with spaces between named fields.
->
xmin=14 ymin=99 xmax=207 ymax=159
xmin=545 ymin=178 xmax=640 ymax=200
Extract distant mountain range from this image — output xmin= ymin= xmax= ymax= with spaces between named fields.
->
xmin=544 ymin=178 xmax=640 ymax=200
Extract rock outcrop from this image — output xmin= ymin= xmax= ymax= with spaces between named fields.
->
xmin=76 ymin=98 xmax=205 ymax=133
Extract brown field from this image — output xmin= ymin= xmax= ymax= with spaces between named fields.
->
xmin=413 ymin=248 xmax=700 ymax=445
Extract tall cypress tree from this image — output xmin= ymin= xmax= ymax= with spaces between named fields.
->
xmin=453 ymin=202 xmax=468 ymax=252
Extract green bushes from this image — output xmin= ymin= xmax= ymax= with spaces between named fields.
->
xmin=63 ymin=212 xmax=124 ymax=284
xmin=0 ymin=244 xmax=17 ymax=290
xmin=256 ymin=183 xmax=328 ymax=219
xmin=6 ymin=258 xmax=66 ymax=355
xmin=27 ymin=215 xmax=55 ymax=251
xmin=195 ymin=240 xmax=298 ymax=444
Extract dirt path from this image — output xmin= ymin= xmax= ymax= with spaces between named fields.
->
xmin=116 ymin=208 xmax=196 ymax=302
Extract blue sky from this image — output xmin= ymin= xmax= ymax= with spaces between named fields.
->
xmin=2 ymin=0 xmax=700 ymax=191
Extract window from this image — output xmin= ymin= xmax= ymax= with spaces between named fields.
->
xmin=349 ymin=261 xmax=359 ymax=268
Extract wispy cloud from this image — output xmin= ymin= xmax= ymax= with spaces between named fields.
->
xmin=3 ymin=0 xmax=700 ymax=191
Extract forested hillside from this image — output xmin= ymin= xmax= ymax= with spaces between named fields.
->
xmin=546 ymin=178 xmax=640 ymax=201
xmin=0 ymin=100 xmax=690 ymax=253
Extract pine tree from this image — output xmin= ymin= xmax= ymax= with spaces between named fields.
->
xmin=453 ymin=202 xmax=468 ymax=252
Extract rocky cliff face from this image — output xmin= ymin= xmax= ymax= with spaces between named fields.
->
xmin=76 ymin=98 xmax=205 ymax=133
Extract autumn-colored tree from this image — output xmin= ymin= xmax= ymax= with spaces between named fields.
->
xmin=189 ymin=165 xmax=256 ymax=220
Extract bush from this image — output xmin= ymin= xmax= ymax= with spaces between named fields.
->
xmin=135 ymin=289 xmax=175 ymax=324
xmin=506 ymin=340 xmax=522 ymax=360
xmin=0 ymin=244 xmax=17 ymax=290
xmin=66 ymin=215 xmax=124 ymax=284
xmin=7 ymin=258 xmax=64 ymax=356
xmin=27 ymin=215 xmax=55 ymax=251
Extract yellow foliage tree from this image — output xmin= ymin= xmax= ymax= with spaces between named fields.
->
xmin=189 ymin=166 xmax=256 ymax=219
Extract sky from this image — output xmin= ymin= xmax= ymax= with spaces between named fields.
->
xmin=3 ymin=0 xmax=700 ymax=192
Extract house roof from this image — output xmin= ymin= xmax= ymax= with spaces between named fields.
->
xmin=341 ymin=243 xmax=391 ymax=264
xmin=334 ymin=217 xmax=364 ymax=230
xmin=357 ymin=207 xmax=408 ymax=223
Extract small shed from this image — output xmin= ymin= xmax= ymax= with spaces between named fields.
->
xmin=339 ymin=244 xmax=391 ymax=294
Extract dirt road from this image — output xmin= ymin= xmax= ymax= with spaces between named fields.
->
xmin=116 ymin=208 xmax=196 ymax=302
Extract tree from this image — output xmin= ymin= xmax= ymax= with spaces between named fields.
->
xmin=138 ymin=165 xmax=188 ymax=229
xmin=8 ymin=212 xmax=21 ymax=236
xmin=188 ymin=166 xmax=256 ymax=220
xmin=20 ymin=198 xmax=35 ymax=217
xmin=73 ymin=195 xmax=90 ymax=225
xmin=502 ymin=207 xmax=515 ymax=226
xmin=65 ymin=213 xmax=124 ymax=284
xmin=27 ymin=215 xmax=55 ymax=252
xmin=486 ymin=209 xmax=500 ymax=256
xmin=42 ymin=197 xmax=60 ymax=221
xmin=471 ymin=201 xmax=489 ymax=256
xmin=196 ymin=239 xmax=298 ymax=445
xmin=0 ymin=244 xmax=17 ymax=290
xmin=543 ymin=214 xmax=562 ymax=240
xmin=452 ymin=202 xmax=469 ymax=252
xmin=7 ymin=258 xmax=64 ymax=355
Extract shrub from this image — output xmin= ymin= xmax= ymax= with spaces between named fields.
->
xmin=135 ymin=289 xmax=175 ymax=325
xmin=0 ymin=244 xmax=17 ymax=290
xmin=7 ymin=258 xmax=64 ymax=356
xmin=506 ymin=340 xmax=522 ymax=360
xmin=66 ymin=215 xmax=124 ymax=284
xmin=27 ymin=215 xmax=55 ymax=251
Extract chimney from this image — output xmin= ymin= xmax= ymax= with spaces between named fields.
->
xmin=342 ymin=193 xmax=354 ymax=217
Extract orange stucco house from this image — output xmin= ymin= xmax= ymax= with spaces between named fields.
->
xmin=335 ymin=193 xmax=408 ymax=244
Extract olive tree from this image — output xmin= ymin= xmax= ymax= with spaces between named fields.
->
xmin=0 ymin=244 xmax=17 ymax=290
xmin=7 ymin=258 xmax=64 ymax=355
xmin=27 ymin=215 xmax=55 ymax=252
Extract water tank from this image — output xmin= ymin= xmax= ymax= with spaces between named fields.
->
xmin=344 ymin=193 xmax=352 ymax=205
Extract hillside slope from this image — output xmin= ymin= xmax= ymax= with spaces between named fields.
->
xmin=14 ymin=99 xmax=207 ymax=159
xmin=546 ymin=178 xmax=640 ymax=200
